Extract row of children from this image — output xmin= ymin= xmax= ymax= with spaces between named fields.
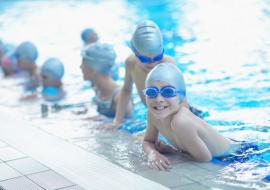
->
xmin=0 ymin=40 xmax=65 ymax=101
xmin=77 ymin=20 xmax=244 ymax=170
xmin=0 ymin=20 xmax=249 ymax=171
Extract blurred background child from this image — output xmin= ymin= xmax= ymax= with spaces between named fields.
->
xmin=0 ymin=40 xmax=21 ymax=77
xmin=81 ymin=28 xmax=99 ymax=46
xmin=80 ymin=42 xmax=132 ymax=121
xmin=15 ymin=41 xmax=39 ymax=100
xmin=41 ymin=57 xmax=65 ymax=102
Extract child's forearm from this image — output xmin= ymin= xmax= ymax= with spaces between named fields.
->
xmin=114 ymin=89 xmax=132 ymax=126
xmin=143 ymin=141 xmax=159 ymax=157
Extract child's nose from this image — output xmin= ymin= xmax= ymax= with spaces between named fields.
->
xmin=155 ymin=93 xmax=164 ymax=102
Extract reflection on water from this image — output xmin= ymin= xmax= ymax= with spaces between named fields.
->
xmin=0 ymin=0 xmax=270 ymax=189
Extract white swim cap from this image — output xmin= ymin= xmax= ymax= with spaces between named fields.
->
xmin=131 ymin=20 xmax=163 ymax=55
xmin=145 ymin=63 xmax=186 ymax=101
xmin=81 ymin=43 xmax=116 ymax=75
xmin=15 ymin=41 xmax=38 ymax=62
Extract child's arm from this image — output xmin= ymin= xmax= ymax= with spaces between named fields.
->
xmin=143 ymin=115 xmax=170 ymax=170
xmin=172 ymin=117 xmax=212 ymax=162
xmin=99 ymin=57 xmax=134 ymax=129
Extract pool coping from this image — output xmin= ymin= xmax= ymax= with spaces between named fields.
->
xmin=0 ymin=110 xmax=169 ymax=190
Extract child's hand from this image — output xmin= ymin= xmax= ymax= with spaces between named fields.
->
xmin=19 ymin=91 xmax=38 ymax=101
xmin=148 ymin=150 xmax=170 ymax=171
xmin=83 ymin=115 xmax=107 ymax=121
xmin=72 ymin=107 xmax=88 ymax=115
xmin=97 ymin=120 xmax=121 ymax=129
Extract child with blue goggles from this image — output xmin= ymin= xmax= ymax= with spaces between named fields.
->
xmin=142 ymin=63 xmax=232 ymax=171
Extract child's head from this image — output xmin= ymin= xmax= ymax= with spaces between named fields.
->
xmin=1 ymin=52 xmax=19 ymax=76
xmin=81 ymin=28 xmax=99 ymax=45
xmin=80 ymin=42 xmax=116 ymax=81
xmin=144 ymin=63 xmax=186 ymax=118
xmin=131 ymin=20 xmax=164 ymax=65
xmin=15 ymin=41 xmax=38 ymax=71
xmin=41 ymin=58 xmax=64 ymax=87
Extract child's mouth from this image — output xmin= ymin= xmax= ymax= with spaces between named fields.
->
xmin=153 ymin=105 xmax=168 ymax=111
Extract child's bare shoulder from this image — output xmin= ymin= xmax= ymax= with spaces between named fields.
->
xmin=171 ymin=107 xmax=195 ymax=131
xmin=125 ymin=54 xmax=137 ymax=67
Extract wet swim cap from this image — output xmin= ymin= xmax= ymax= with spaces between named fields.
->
xmin=41 ymin=58 xmax=64 ymax=80
xmin=81 ymin=43 xmax=116 ymax=75
xmin=81 ymin=28 xmax=94 ymax=42
xmin=131 ymin=20 xmax=163 ymax=55
xmin=0 ymin=41 xmax=13 ymax=54
xmin=81 ymin=28 xmax=98 ymax=44
xmin=145 ymin=63 xmax=186 ymax=101
xmin=15 ymin=41 xmax=38 ymax=62
xmin=1 ymin=52 xmax=19 ymax=72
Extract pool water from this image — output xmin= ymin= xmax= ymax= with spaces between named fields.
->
xmin=0 ymin=0 xmax=269 ymax=189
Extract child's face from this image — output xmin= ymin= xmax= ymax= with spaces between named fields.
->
xmin=145 ymin=80 xmax=181 ymax=119
xmin=41 ymin=74 xmax=62 ymax=87
xmin=80 ymin=60 xmax=94 ymax=81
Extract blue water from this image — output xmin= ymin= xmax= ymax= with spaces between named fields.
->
xmin=0 ymin=0 xmax=270 ymax=189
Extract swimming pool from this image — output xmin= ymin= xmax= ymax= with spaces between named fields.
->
xmin=0 ymin=0 xmax=269 ymax=189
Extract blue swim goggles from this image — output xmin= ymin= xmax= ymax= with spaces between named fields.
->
xmin=131 ymin=43 xmax=164 ymax=64
xmin=143 ymin=86 xmax=186 ymax=99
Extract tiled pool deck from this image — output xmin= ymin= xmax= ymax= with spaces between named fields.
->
xmin=0 ymin=111 xmax=266 ymax=190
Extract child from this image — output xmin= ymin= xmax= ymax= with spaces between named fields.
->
xmin=80 ymin=42 xmax=132 ymax=120
xmin=41 ymin=58 xmax=65 ymax=101
xmin=142 ymin=63 xmax=231 ymax=170
xmin=15 ymin=41 xmax=40 ymax=100
xmin=101 ymin=20 xmax=198 ymax=129
xmin=81 ymin=28 xmax=99 ymax=46
xmin=0 ymin=41 xmax=21 ymax=77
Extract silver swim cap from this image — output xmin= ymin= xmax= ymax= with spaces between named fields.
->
xmin=131 ymin=20 xmax=163 ymax=55
xmin=81 ymin=43 xmax=116 ymax=75
xmin=41 ymin=58 xmax=64 ymax=80
xmin=145 ymin=63 xmax=186 ymax=101
xmin=15 ymin=41 xmax=38 ymax=62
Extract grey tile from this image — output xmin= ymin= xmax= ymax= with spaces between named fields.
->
xmin=0 ymin=163 xmax=21 ymax=181
xmin=138 ymin=169 xmax=193 ymax=187
xmin=171 ymin=162 xmax=216 ymax=182
xmin=0 ymin=176 xmax=44 ymax=190
xmin=7 ymin=157 xmax=49 ymax=175
xmin=0 ymin=147 xmax=26 ymax=161
xmin=27 ymin=170 xmax=74 ymax=189
xmin=58 ymin=185 xmax=86 ymax=190
xmin=172 ymin=183 xmax=209 ymax=190
xmin=192 ymin=161 xmax=224 ymax=173
xmin=199 ymin=179 xmax=258 ymax=190
xmin=165 ymin=153 xmax=189 ymax=164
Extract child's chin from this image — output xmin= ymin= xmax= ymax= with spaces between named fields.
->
xmin=151 ymin=110 xmax=169 ymax=119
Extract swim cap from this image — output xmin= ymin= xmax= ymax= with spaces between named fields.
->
xmin=145 ymin=63 xmax=186 ymax=101
xmin=41 ymin=58 xmax=64 ymax=80
xmin=1 ymin=52 xmax=19 ymax=72
xmin=0 ymin=41 xmax=15 ymax=55
xmin=15 ymin=41 xmax=38 ymax=62
xmin=131 ymin=20 xmax=163 ymax=55
xmin=81 ymin=28 xmax=98 ymax=44
xmin=81 ymin=43 xmax=116 ymax=75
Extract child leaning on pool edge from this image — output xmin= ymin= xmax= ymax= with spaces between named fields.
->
xmin=100 ymin=20 xmax=205 ymax=129
xmin=142 ymin=63 xmax=232 ymax=170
